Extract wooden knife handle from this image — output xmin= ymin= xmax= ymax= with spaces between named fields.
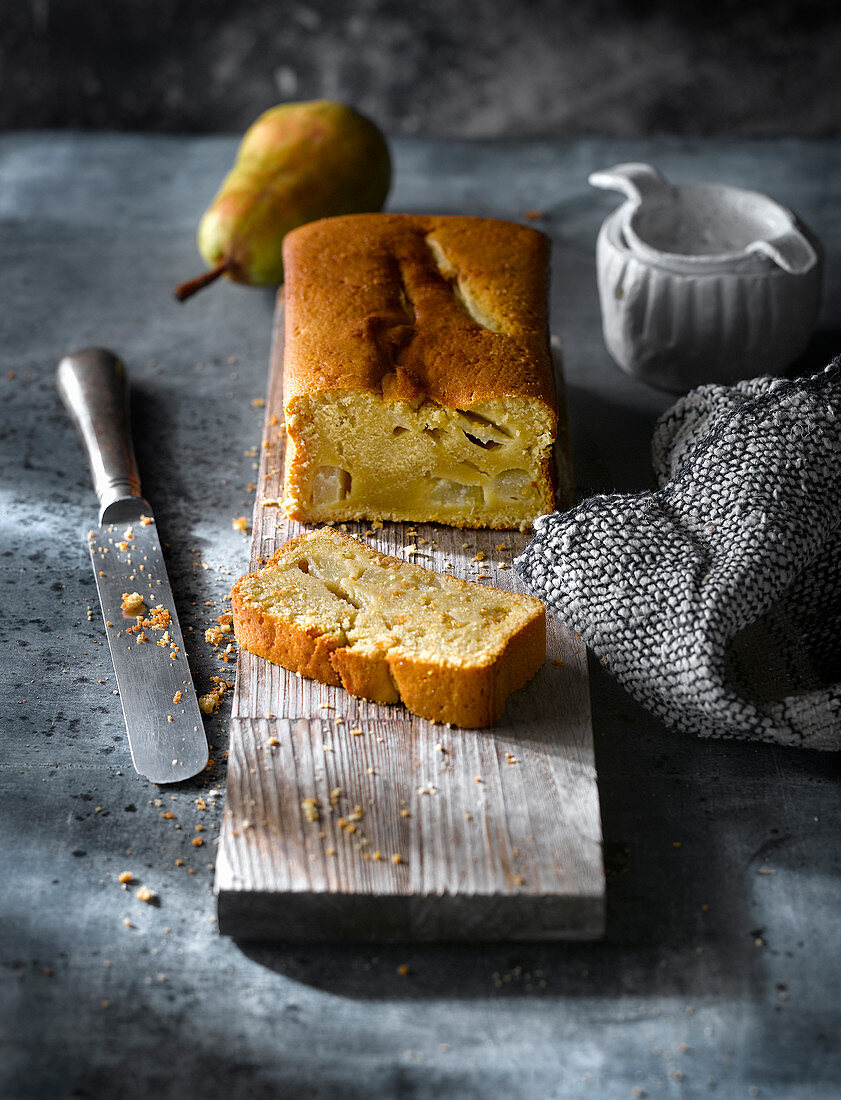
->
xmin=56 ymin=347 xmax=143 ymax=521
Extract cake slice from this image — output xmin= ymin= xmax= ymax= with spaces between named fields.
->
xmin=281 ymin=213 xmax=558 ymax=531
xmin=231 ymin=528 xmax=546 ymax=728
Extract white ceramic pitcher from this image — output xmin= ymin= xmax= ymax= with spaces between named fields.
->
xmin=590 ymin=163 xmax=822 ymax=390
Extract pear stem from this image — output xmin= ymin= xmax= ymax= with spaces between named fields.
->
xmin=173 ymin=258 xmax=234 ymax=303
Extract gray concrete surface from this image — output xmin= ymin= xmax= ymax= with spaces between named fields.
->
xmin=2 ymin=1 xmax=841 ymax=138
xmin=1 ymin=132 xmax=840 ymax=1099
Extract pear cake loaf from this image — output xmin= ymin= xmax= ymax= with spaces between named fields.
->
xmin=231 ymin=528 xmax=546 ymax=728
xmin=281 ymin=213 xmax=558 ymax=530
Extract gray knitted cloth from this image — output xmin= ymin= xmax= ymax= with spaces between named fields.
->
xmin=515 ymin=360 xmax=841 ymax=751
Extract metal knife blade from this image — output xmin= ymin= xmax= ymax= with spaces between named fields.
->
xmin=57 ymin=348 xmax=208 ymax=784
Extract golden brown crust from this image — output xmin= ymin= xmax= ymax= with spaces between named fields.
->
xmin=329 ymin=647 xmax=401 ymax=706
xmin=282 ymin=213 xmax=556 ymax=418
xmin=230 ymin=586 xmax=343 ymax=687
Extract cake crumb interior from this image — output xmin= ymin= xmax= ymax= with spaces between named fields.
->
xmin=238 ymin=530 xmax=538 ymax=666
xmin=284 ymin=393 xmax=554 ymax=531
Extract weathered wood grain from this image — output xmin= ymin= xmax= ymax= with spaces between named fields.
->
xmin=215 ymin=296 xmax=605 ymax=941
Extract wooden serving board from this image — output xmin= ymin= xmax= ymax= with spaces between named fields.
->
xmin=215 ymin=298 xmax=605 ymax=941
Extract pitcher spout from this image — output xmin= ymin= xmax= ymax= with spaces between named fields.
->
xmin=588 ymin=163 xmax=670 ymax=207
xmin=747 ymin=226 xmax=819 ymax=275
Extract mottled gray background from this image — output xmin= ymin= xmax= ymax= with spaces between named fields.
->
xmin=3 ymin=0 xmax=840 ymax=136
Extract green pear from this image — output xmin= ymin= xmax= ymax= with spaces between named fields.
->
xmin=175 ymin=100 xmax=391 ymax=301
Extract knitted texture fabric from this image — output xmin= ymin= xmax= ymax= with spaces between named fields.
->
xmin=514 ymin=360 xmax=841 ymax=751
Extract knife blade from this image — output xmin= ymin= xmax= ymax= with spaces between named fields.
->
xmin=57 ymin=347 xmax=208 ymax=784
